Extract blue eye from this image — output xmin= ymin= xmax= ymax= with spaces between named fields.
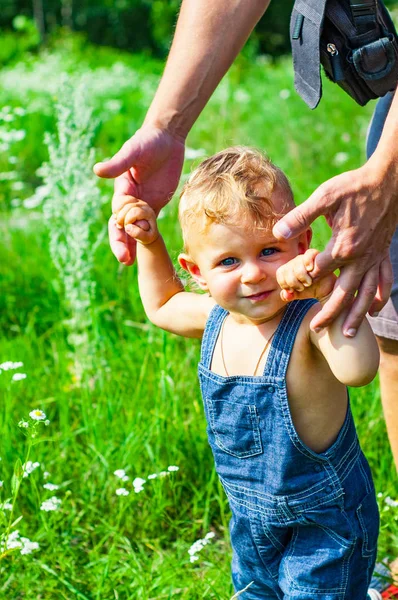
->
xmin=220 ymin=257 xmax=237 ymax=267
xmin=260 ymin=248 xmax=277 ymax=257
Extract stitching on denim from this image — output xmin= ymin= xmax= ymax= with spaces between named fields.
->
xmin=268 ymin=300 xmax=317 ymax=379
xmin=260 ymin=516 xmax=285 ymax=555
xmin=339 ymin=445 xmax=362 ymax=483
xmin=222 ymin=477 xmax=343 ymax=508
xmin=200 ymin=305 xmax=227 ymax=369
xmin=356 ymin=502 xmax=371 ymax=556
xmin=198 ymin=363 xmax=281 ymax=385
xmin=222 ymin=476 xmax=330 ymax=503
xmin=335 ymin=437 xmax=357 ymax=470
xmin=357 ymin=455 xmax=372 ymax=494
xmin=249 ymin=515 xmax=283 ymax=585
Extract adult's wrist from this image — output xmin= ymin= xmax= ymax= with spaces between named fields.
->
xmin=143 ymin=109 xmax=189 ymax=143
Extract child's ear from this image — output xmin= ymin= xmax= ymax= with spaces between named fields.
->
xmin=297 ymin=228 xmax=312 ymax=254
xmin=178 ymin=253 xmax=209 ymax=291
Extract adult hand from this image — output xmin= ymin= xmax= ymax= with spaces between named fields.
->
xmin=273 ymin=162 xmax=397 ymax=337
xmin=94 ymin=125 xmax=185 ymax=265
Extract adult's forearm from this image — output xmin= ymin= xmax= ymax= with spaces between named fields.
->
xmin=144 ymin=0 xmax=270 ymax=139
xmin=368 ymin=86 xmax=398 ymax=182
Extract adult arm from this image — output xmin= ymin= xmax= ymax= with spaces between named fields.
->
xmin=95 ymin=0 xmax=270 ymax=264
xmin=273 ymin=86 xmax=398 ymax=337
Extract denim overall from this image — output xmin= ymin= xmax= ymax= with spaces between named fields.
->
xmin=198 ymin=300 xmax=379 ymax=600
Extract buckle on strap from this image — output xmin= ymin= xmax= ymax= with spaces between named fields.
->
xmin=350 ymin=0 xmax=377 ymax=18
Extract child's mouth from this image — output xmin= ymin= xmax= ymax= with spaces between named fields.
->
xmin=245 ymin=290 xmax=273 ymax=302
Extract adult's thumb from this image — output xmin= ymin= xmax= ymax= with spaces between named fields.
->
xmin=273 ymin=193 xmax=325 ymax=241
xmin=93 ymin=139 xmax=139 ymax=179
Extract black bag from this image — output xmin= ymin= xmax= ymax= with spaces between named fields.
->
xmin=291 ymin=0 xmax=398 ymax=107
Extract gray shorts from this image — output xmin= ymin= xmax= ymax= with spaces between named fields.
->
xmin=366 ymin=92 xmax=398 ymax=341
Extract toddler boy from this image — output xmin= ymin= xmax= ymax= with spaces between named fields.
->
xmin=114 ymin=147 xmax=380 ymax=599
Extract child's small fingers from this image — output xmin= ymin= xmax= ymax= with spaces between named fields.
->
xmin=282 ymin=270 xmax=305 ymax=292
xmin=293 ymin=261 xmax=313 ymax=287
xmin=115 ymin=203 xmax=135 ymax=228
xmin=125 ymin=222 xmax=151 ymax=239
xmin=123 ymin=205 xmax=151 ymax=229
xmin=280 ymin=289 xmax=296 ymax=302
xmin=112 ymin=194 xmax=139 ymax=215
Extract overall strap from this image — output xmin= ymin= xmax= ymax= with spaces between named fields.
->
xmin=264 ymin=299 xmax=318 ymax=379
xmin=290 ymin=0 xmax=328 ymax=108
xmin=200 ymin=304 xmax=228 ymax=369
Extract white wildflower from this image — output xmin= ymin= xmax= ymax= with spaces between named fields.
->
xmin=185 ymin=147 xmax=206 ymax=160
xmin=147 ymin=473 xmax=157 ymax=480
xmin=332 ymin=152 xmax=349 ymax=166
xmin=0 ymin=360 xmax=23 ymax=371
xmin=116 ymin=488 xmax=129 ymax=496
xmin=234 ymin=88 xmax=250 ymax=104
xmin=40 ymin=496 xmax=61 ymax=512
xmin=2 ymin=503 xmax=12 ymax=511
xmin=188 ymin=532 xmax=215 ymax=563
xmin=279 ymin=89 xmax=291 ymax=100
xmin=18 ymin=420 xmax=29 ymax=428
xmin=159 ymin=471 xmax=169 ymax=477
xmin=43 ymin=483 xmax=59 ymax=491
xmin=114 ymin=469 xmax=127 ymax=480
xmin=0 ymin=530 xmax=39 ymax=555
xmin=43 ymin=471 xmax=50 ymax=480
xmin=29 ymin=409 xmax=46 ymax=421
xmin=385 ymin=496 xmax=398 ymax=508
xmin=44 ymin=420 xmax=50 ymax=426
xmin=14 ymin=107 xmax=26 ymax=117
xmin=167 ymin=465 xmax=179 ymax=472
xmin=12 ymin=373 xmax=27 ymax=381
xmin=0 ymin=481 xmax=3 ymax=487
xmin=23 ymin=461 xmax=40 ymax=477
xmin=132 ymin=477 xmax=146 ymax=487
xmin=20 ymin=538 xmax=39 ymax=555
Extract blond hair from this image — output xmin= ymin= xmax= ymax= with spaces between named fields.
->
xmin=179 ymin=146 xmax=293 ymax=251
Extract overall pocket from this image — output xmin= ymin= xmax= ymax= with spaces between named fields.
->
xmin=206 ymin=398 xmax=263 ymax=458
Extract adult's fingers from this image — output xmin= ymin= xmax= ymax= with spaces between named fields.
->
xmin=94 ymin=138 xmax=141 ymax=179
xmin=309 ymin=263 xmax=364 ymax=331
xmin=273 ymin=186 xmax=328 ymax=241
xmin=108 ymin=216 xmax=136 ymax=266
xmin=368 ymin=253 xmax=394 ymax=315
xmin=341 ymin=264 xmax=379 ymax=336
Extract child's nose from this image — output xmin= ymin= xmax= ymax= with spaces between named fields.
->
xmin=241 ymin=262 xmax=265 ymax=284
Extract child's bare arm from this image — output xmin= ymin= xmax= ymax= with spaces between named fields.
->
xmin=277 ymin=250 xmax=380 ymax=387
xmin=114 ymin=199 xmax=214 ymax=338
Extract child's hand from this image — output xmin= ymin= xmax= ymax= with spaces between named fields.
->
xmin=113 ymin=198 xmax=159 ymax=245
xmin=276 ymin=249 xmax=336 ymax=304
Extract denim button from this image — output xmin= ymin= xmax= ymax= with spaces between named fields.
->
xmin=325 ymin=485 xmax=333 ymax=493
xmin=314 ymin=464 xmax=322 ymax=473
xmin=267 ymin=386 xmax=275 ymax=393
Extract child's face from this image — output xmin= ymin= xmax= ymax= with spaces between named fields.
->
xmin=180 ymin=220 xmax=311 ymax=324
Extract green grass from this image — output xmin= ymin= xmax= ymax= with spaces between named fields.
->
xmin=0 ymin=40 xmax=397 ymax=599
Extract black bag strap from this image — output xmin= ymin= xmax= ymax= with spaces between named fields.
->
xmin=350 ymin=0 xmax=378 ymax=34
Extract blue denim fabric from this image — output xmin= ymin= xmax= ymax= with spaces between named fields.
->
xmin=198 ymin=300 xmax=379 ymax=599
